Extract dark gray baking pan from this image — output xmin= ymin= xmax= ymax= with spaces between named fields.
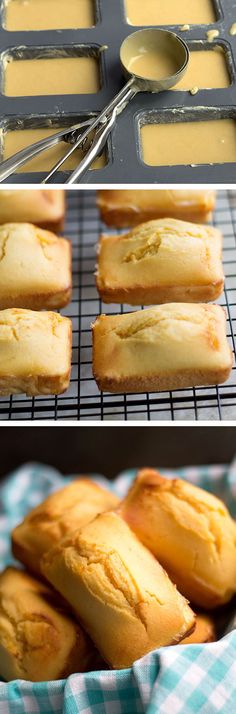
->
xmin=0 ymin=0 xmax=235 ymax=183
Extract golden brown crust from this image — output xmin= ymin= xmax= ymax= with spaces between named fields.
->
xmin=119 ymin=469 xmax=236 ymax=608
xmin=0 ymin=308 xmax=72 ymax=396
xmin=93 ymin=367 xmax=232 ymax=395
xmin=181 ymin=613 xmax=216 ymax=645
xmin=12 ymin=479 xmax=119 ymax=576
xmin=97 ymin=283 xmax=224 ymax=307
xmin=0 ymin=190 xmax=65 ymax=231
xmin=0 ymin=223 xmax=72 ymax=310
xmin=41 ymin=510 xmax=195 ymax=669
xmin=97 ymin=190 xmax=216 ymax=227
xmin=92 ymin=304 xmax=233 ymax=394
xmin=0 ymin=288 xmax=72 ymax=311
xmin=96 ymin=218 xmax=224 ymax=305
xmin=0 ymin=567 xmax=98 ymax=682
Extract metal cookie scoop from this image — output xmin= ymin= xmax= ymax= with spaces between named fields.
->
xmin=61 ymin=28 xmax=189 ymax=184
xmin=0 ymin=29 xmax=189 ymax=184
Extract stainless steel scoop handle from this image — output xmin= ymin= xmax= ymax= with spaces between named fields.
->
xmin=0 ymin=119 xmax=93 ymax=183
xmin=65 ymin=109 xmax=117 ymax=184
xmin=43 ymin=77 xmax=138 ymax=183
xmin=66 ymin=81 xmax=138 ymax=184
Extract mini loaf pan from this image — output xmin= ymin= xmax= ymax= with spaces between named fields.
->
xmin=0 ymin=0 xmax=235 ymax=183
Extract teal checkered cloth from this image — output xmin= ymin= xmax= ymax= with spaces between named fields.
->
xmin=0 ymin=462 xmax=235 ymax=714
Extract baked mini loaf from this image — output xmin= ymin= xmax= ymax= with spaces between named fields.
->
xmin=41 ymin=511 xmax=195 ymax=669
xmin=181 ymin=613 xmax=215 ymax=645
xmin=0 ymin=190 xmax=65 ymax=231
xmin=0 ymin=567 xmax=98 ymax=682
xmin=96 ymin=218 xmax=224 ymax=305
xmin=92 ymin=304 xmax=232 ymax=393
xmin=0 ymin=223 xmax=72 ymax=310
xmin=12 ymin=479 xmax=119 ymax=576
xmin=97 ymin=190 xmax=216 ymax=227
xmin=0 ymin=308 xmax=72 ymax=396
xmin=119 ymin=469 xmax=236 ymax=608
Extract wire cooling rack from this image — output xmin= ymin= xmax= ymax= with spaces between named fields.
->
xmin=0 ymin=189 xmax=235 ymax=421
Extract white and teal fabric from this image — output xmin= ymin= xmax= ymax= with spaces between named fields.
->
xmin=0 ymin=461 xmax=235 ymax=714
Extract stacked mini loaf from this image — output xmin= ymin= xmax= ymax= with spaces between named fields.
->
xmin=0 ymin=479 xmax=119 ymax=681
xmin=119 ymin=469 xmax=236 ymax=608
xmin=0 ymin=191 xmax=73 ymax=396
xmin=94 ymin=191 xmax=233 ymax=394
xmin=0 ymin=471 xmax=235 ymax=681
xmin=0 ymin=567 xmax=100 ymax=682
xmin=4 ymin=476 xmax=196 ymax=677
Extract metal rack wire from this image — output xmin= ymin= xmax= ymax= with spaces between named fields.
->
xmin=0 ymin=189 xmax=235 ymax=421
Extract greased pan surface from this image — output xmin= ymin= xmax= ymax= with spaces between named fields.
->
xmin=0 ymin=0 xmax=235 ymax=183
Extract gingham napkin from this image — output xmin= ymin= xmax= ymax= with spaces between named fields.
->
xmin=0 ymin=462 xmax=235 ymax=714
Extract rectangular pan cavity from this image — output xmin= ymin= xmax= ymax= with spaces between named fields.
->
xmin=137 ymin=107 xmax=236 ymax=167
xmin=124 ymin=0 xmax=222 ymax=26
xmin=0 ymin=114 xmax=108 ymax=173
xmin=3 ymin=0 xmax=97 ymax=32
xmin=173 ymin=41 xmax=232 ymax=90
xmin=2 ymin=45 xmax=102 ymax=97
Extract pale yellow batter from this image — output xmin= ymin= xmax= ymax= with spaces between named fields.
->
xmin=5 ymin=0 xmax=95 ymax=31
xmin=128 ymin=49 xmax=179 ymax=80
xmin=174 ymin=48 xmax=230 ymax=90
xmin=125 ymin=0 xmax=215 ymax=26
xmin=4 ymin=56 xmax=100 ymax=97
xmin=206 ymin=29 xmax=219 ymax=42
xmin=141 ymin=120 xmax=236 ymax=166
xmin=3 ymin=128 xmax=106 ymax=172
